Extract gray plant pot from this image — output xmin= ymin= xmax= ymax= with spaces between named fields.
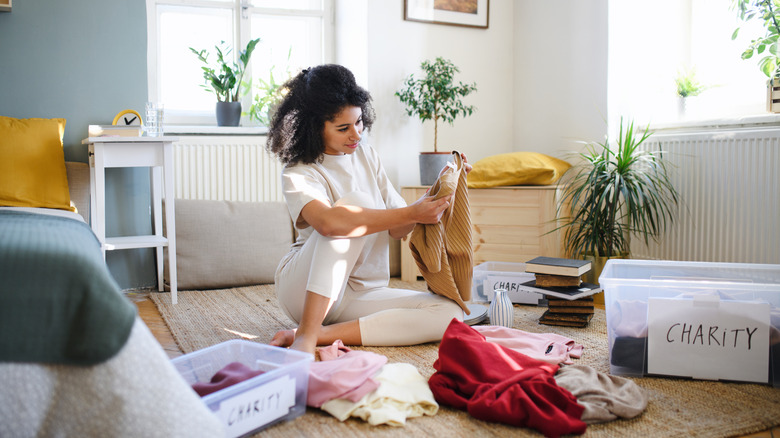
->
xmin=216 ymin=101 xmax=242 ymax=126
xmin=419 ymin=152 xmax=454 ymax=186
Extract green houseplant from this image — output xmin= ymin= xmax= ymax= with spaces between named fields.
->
xmin=555 ymin=118 xmax=680 ymax=288
xmin=731 ymin=0 xmax=780 ymax=112
xmin=674 ymin=66 xmax=710 ymax=118
xmin=395 ymin=57 xmax=477 ymax=185
xmin=190 ymin=38 xmax=260 ymax=126
xmin=246 ymin=48 xmax=293 ymax=126
xmin=732 ymin=0 xmax=780 ymax=78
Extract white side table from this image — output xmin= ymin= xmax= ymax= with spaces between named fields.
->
xmin=82 ymin=136 xmax=179 ymax=304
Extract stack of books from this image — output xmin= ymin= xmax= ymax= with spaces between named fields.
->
xmin=539 ymin=297 xmax=595 ymax=328
xmin=88 ymin=124 xmax=142 ymax=138
xmin=522 ymin=256 xmax=601 ymax=328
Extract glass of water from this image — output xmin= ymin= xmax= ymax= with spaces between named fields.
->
xmin=144 ymin=102 xmax=164 ymax=137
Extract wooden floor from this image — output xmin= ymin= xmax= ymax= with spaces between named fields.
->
xmin=125 ymin=290 xmax=183 ymax=359
xmin=130 ymin=289 xmax=778 ymax=438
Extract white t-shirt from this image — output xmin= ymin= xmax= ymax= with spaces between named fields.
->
xmin=280 ymin=144 xmax=406 ymax=290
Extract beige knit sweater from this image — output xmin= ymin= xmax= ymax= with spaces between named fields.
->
xmin=409 ymin=151 xmax=473 ymax=314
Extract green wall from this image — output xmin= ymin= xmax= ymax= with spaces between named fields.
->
xmin=0 ymin=0 xmax=157 ymax=289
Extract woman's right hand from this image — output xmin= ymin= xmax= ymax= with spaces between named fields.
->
xmin=410 ymin=193 xmax=452 ymax=224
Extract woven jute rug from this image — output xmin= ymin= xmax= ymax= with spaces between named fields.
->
xmin=150 ymin=279 xmax=780 ymax=438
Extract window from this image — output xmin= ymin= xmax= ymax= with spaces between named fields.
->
xmin=608 ymin=0 xmax=768 ymax=129
xmin=146 ymin=0 xmax=333 ymax=126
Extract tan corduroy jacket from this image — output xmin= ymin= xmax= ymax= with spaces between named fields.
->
xmin=409 ymin=151 xmax=473 ymax=314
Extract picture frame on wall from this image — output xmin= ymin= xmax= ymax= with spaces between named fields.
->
xmin=404 ymin=0 xmax=489 ymax=29
xmin=0 ymin=0 xmax=11 ymax=12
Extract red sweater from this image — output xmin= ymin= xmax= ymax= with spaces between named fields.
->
xmin=429 ymin=319 xmax=586 ymax=437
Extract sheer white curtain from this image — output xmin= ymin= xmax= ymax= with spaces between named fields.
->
xmin=608 ymin=0 xmax=767 ymax=131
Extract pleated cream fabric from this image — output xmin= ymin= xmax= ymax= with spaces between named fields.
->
xmin=409 ymin=151 xmax=473 ymax=314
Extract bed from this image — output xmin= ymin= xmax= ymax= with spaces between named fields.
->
xmin=0 ymin=115 xmax=223 ymax=437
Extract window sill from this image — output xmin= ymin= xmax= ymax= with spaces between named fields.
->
xmin=164 ymin=125 xmax=268 ymax=136
xmin=652 ymin=113 xmax=780 ymax=133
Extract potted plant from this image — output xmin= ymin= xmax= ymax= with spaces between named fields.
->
xmin=395 ymin=57 xmax=477 ymax=185
xmin=554 ymin=118 xmax=680 ymax=292
xmin=674 ymin=66 xmax=709 ymax=118
xmin=731 ymin=0 xmax=780 ymax=111
xmin=190 ymin=38 xmax=260 ymax=126
xmin=245 ymin=48 xmax=293 ymax=126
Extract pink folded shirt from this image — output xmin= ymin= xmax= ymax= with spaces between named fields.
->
xmin=307 ymin=340 xmax=388 ymax=408
xmin=472 ymin=325 xmax=584 ymax=365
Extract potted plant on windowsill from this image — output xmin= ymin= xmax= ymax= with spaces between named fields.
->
xmin=731 ymin=0 xmax=780 ymax=112
xmin=190 ymin=38 xmax=260 ymax=126
xmin=554 ymin=118 xmax=681 ymax=299
xmin=245 ymin=48 xmax=293 ymax=126
xmin=674 ymin=66 xmax=710 ymax=118
xmin=395 ymin=57 xmax=477 ymax=185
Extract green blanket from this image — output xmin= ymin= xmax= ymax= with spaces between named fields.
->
xmin=0 ymin=210 xmax=136 ymax=365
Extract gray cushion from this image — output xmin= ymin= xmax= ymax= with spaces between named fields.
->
xmin=166 ymin=199 xmax=293 ymax=290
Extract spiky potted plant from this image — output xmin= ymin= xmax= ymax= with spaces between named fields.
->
xmin=554 ymin=118 xmax=680 ymax=300
xmin=190 ymin=38 xmax=260 ymax=126
xmin=395 ymin=57 xmax=477 ymax=185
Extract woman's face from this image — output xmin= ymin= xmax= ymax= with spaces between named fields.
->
xmin=322 ymin=106 xmax=363 ymax=155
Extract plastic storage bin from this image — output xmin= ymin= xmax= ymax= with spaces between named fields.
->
xmin=171 ymin=340 xmax=313 ymax=437
xmin=472 ymin=261 xmax=540 ymax=305
xmin=600 ymin=259 xmax=780 ymax=387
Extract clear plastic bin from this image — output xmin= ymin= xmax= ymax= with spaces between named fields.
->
xmin=472 ymin=261 xmax=540 ymax=305
xmin=171 ymin=340 xmax=313 ymax=437
xmin=600 ymin=259 xmax=780 ymax=386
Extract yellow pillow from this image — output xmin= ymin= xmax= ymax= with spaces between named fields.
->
xmin=0 ymin=116 xmax=74 ymax=211
xmin=467 ymin=152 xmax=571 ymax=188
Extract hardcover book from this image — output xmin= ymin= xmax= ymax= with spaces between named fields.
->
xmin=516 ymin=280 xmax=602 ymax=301
xmin=538 ymin=310 xmax=594 ymax=327
xmin=525 ymin=256 xmax=592 ymax=277
xmin=547 ymin=297 xmax=594 ymax=307
xmin=534 ymin=273 xmax=581 ymax=287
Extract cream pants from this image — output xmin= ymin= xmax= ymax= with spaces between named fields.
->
xmin=275 ymin=192 xmax=463 ymax=346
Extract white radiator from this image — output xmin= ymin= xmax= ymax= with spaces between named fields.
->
xmin=632 ymin=127 xmax=780 ymax=264
xmin=173 ymin=136 xmax=284 ymax=203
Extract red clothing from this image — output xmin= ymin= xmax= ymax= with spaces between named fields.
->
xmin=429 ymin=319 xmax=586 ymax=437
xmin=192 ymin=362 xmax=264 ymax=397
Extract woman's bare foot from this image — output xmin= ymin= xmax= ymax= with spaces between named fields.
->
xmin=270 ymin=329 xmax=295 ymax=347
xmin=288 ymin=333 xmax=317 ymax=356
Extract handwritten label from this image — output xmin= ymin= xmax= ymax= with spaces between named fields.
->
xmin=647 ymin=297 xmax=770 ymax=383
xmin=213 ymin=375 xmax=296 ymax=437
xmin=485 ymin=273 xmax=540 ymax=305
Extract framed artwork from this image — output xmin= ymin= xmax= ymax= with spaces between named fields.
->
xmin=0 ymin=0 xmax=11 ymax=12
xmin=404 ymin=0 xmax=489 ymax=29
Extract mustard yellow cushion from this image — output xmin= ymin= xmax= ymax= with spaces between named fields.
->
xmin=0 ymin=116 xmax=74 ymax=211
xmin=467 ymin=152 xmax=571 ymax=188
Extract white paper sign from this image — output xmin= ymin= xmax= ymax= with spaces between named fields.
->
xmin=214 ymin=375 xmax=296 ymax=437
xmin=647 ymin=297 xmax=770 ymax=383
xmin=485 ymin=273 xmax=540 ymax=305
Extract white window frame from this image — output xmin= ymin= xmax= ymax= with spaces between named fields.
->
xmin=607 ymin=0 xmax=771 ymax=132
xmin=146 ymin=0 xmax=334 ymax=128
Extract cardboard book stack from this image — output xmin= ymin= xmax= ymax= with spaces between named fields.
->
xmin=523 ymin=256 xmax=600 ymax=328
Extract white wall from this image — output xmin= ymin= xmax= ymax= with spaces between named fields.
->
xmin=336 ymin=1 xmax=608 ymax=188
xmin=513 ymin=0 xmax=609 ymax=159
xmin=362 ymin=1 xmax=515 ymax=187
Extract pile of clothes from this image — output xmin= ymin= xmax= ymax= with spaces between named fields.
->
xmin=192 ymin=320 xmax=649 ymax=436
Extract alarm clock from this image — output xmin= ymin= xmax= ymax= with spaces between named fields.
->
xmin=113 ymin=109 xmax=143 ymax=126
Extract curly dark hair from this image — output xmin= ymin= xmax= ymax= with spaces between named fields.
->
xmin=265 ymin=64 xmax=375 ymax=166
